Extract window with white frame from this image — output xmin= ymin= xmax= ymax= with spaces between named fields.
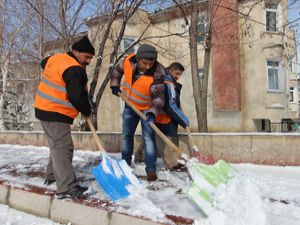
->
xmin=121 ymin=37 xmax=136 ymax=54
xmin=267 ymin=60 xmax=281 ymax=91
xmin=265 ymin=2 xmax=278 ymax=32
xmin=290 ymin=87 xmax=294 ymax=102
xmin=288 ymin=57 xmax=295 ymax=73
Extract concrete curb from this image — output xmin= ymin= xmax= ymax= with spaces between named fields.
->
xmin=8 ymin=188 xmax=52 ymax=218
xmin=0 ymin=184 xmax=163 ymax=225
xmin=50 ymin=198 xmax=109 ymax=225
xmin=0 ymin=184 xmax=9 ymax=204
xmin=110 ymin=212 xmax=161 ymax=225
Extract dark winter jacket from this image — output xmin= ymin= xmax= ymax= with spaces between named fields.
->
xmin=110 ymin=55 xmax=167 ymax=116
xmin=35 ymin=52 xmax=91 ymax=124
xmin=156 ymin=74 xmax=190 ymax=136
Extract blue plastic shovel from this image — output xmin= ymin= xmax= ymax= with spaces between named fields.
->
xmin=86 ymin=117 xmax=143 ymax=201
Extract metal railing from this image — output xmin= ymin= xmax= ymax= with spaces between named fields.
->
xmin=270 ymin=121 xmax=299 ymax=132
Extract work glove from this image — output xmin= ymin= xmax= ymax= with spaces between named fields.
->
xmin=111 ymin=87 xmax=121 ymax=96
xmin=145 ymin=113 xmax=155 ymax=126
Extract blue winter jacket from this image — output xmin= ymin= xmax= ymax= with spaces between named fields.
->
xmin=156 ymin=74 xmax=190 ymax=136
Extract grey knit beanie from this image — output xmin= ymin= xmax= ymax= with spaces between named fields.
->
xmin=136 ymin=44 xmax=157 ymax=60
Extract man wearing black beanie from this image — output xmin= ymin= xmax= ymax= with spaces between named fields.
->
xmin=34 ymin=35 xmax=94 ymax=199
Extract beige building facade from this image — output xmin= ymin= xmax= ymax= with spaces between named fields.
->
xmin=83 ymin=0 xmax=297 ymax=132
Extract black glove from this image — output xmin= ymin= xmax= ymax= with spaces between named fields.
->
xmin=145 ymin=113 xmax=155 ymax=126
xmin=111 ymin=87 xmax=121 ymax=96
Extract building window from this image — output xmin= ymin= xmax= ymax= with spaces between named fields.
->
xmin=290 ymin=87 xmax=294 ymax=102
xmin=121 ymin=37 xmax=136 ymax=54
xmin=288 ymin=57 xmax=294 ymax=73
xmin=265 ymin=3 xmax=277 ymax=32
xmin=267 ymin=60 xmax=280 ymax=91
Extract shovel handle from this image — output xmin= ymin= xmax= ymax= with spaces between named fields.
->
xmin=86 ymin=117 xmax=105 ymax=152
xmin=186 ymin=126 xmax=197 ymax=150
xmin=119 ymin=93 xmax=183 ymax=155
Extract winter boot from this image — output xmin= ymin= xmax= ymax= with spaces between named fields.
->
xmin=146 ymin=172 xmax=157 ymax=182
xmin=55 ymin=185 xmax=88 ymax=199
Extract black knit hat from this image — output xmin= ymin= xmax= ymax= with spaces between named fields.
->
xmin=136 ymin=44 xmax=157 ymax=60
xmin=72 ymin=35 xmax=95 ymax=55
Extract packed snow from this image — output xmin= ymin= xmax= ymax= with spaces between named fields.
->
xmin=0 ymin=144 xmax=299 ymax=225
xmin=0 ymin=203 xmax=63 ymax=225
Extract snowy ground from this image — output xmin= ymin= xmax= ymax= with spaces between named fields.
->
xmin=0 ymin=204 xmax=63 ymax=225
xmin=0 ymin=144 xmax=299 ymax=225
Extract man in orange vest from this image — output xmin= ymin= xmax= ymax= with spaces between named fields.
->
xmin=34 ymin=35 xmax=94 ymax=199
xmin=134 ymin=63 xmax=190 ymax=170
xmin=110 ymin=44 xmax=167 ymax=181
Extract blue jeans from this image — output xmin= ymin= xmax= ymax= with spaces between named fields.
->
xmin=122 ymin=105 xmax=157 ymax=173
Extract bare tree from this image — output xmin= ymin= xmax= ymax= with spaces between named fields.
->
xmin=0 ymin=0 xmax=38 ymax=130
xmin=86 ymin=0 xmax=146 ymax=128
xmin=93 ymin=0 xmax=145 ymax=107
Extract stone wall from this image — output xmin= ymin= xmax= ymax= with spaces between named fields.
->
xmin=0 ymin=132 xmax=299 ymax=166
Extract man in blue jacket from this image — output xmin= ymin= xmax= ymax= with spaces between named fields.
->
xmin=156 ymin=62 xmax=189 ymax=170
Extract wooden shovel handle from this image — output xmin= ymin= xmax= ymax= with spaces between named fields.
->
xmin=119 ymin=93 xmax=183 ymax=155
xmin=86 ymin=117 xmax=105 ymax=152
xmin=186 ymin=126 xmax=196 ymax=149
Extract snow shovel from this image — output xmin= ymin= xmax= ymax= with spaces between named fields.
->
xmin=118 ymin=93 xmax=189 ymax=162
xmin=187 ymin=159 xmax=238 ymax=215
xmin=86 ymin=117 xmax=143 ymax=201
xmin=185 ymin=126 xmax=215 ymax=165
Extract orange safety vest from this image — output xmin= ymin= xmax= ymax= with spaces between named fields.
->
xmin=122 ymin=54 xmax=153 ymax=111
xmin=34 ymin=53 xmax=81 ymax=118
xmin=155 ymin=80 xmax=173 ymax=124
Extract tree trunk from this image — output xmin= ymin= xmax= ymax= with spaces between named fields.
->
xmin=0 ymin=56 xmax=8 ymax=131
xmin=189 ymin=0 xmax=212 ymax=132
xmin=201 ymin=36 xmax=211 ymax=132
xmin=90 ymin=0 xmax=144 ymax=129
xmin=93 ymin=15 xmax=128 ymax=121
xmin=189 ymin=0 xmax=208 ymax=132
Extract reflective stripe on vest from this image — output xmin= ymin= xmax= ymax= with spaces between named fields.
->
xmin=121 ymin=54 xmax=153 ymax=110
xmin=123 ymin=82 xmax=151 ymax=101
xmin=34 ymin=53 xmax=81 ymax=118
xmin=40 ymin=76 xmax=67 ymax=93
xmin=36 ymin=90 xmax=74 ymax=108
xmin=122 ymin=90 xmax=151 ymax=105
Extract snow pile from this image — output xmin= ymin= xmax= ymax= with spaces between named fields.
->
xmin=116 ymin=194 xmax=165 ymax=221
xmin=0 ymin=204 xmax=62 ymax=225
xmin=194 ymin=173 xmax=266 ymax=225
